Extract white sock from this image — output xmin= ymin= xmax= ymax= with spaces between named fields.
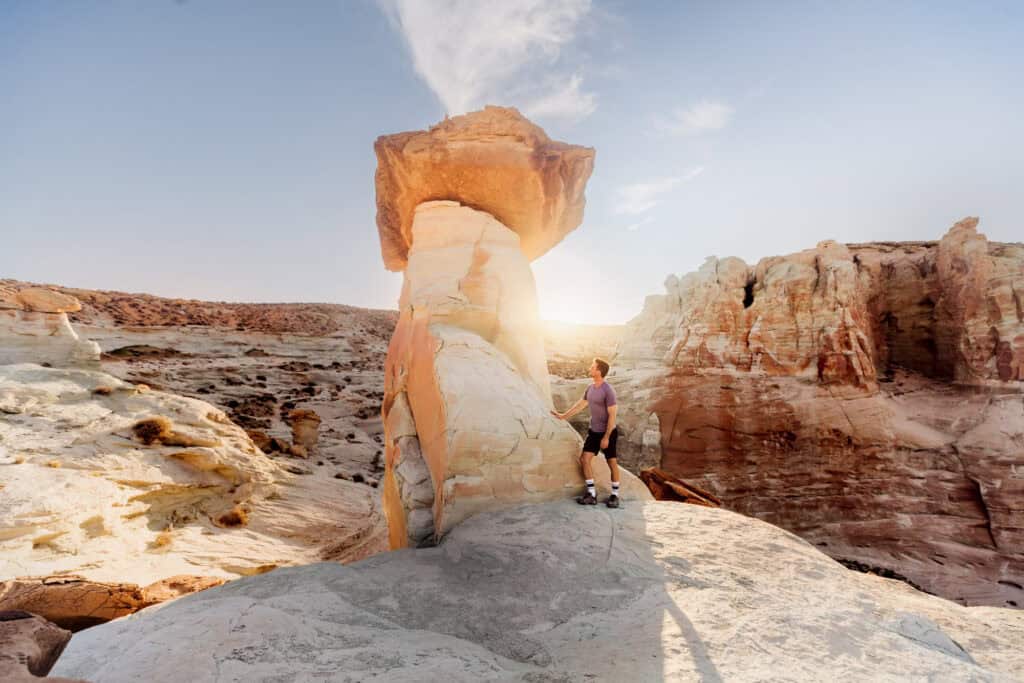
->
xmin=586 ymin=479 xmax=595 ymax=496
xmin=611 ymin=481 xmax=620 ymax=496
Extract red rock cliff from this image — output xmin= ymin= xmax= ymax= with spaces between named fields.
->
xmin=612 ymin=217 xmax=1024 ymax=607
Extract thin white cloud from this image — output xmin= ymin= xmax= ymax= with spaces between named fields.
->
xmin=625 ymin=216 xmax=654 ymax=232
xmin=522 ymin=74 xmax=596 ymax=122
xmin=379 ymin=0 xmax=596 ymax=121
xmin=656 ymin=100 xmax=734 ymax=136
xmin=614 ymin=167 xmax=704 ymax=215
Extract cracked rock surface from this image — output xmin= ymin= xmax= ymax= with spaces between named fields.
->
xmin=53 ymin=501 xmax=1024 ymax=682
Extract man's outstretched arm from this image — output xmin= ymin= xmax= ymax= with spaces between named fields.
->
xmin=552 ymin=398 xmax=587 ymax=421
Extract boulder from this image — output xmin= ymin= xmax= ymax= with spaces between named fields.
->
xmin=0 ymin=574 xmax=226 ymax=633
xmin=0 ymin=610 xmax=84 ymax=682
xmin=1 ymin=576 xmax=146 ymax=632
xmin=374 ymin=106 xmax=595 ymax=271
xmin=52 ymin=501 xmax=1024 ymax=681
xmin=288 ymin=408 xmax=321 ymax=451
xmin=639 ymin=468 xmax=722 ymax=506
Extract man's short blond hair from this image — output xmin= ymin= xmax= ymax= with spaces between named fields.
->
xmin=593 ymin=357 xmax=610 ymax=378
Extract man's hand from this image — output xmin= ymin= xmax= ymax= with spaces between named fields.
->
xmin=600 ymin=436 xmax=610 ymax=449
xmin=550 ymin=410 xmax=565 ymax=420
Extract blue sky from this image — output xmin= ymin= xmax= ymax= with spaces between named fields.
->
xmin=3 ymin=1 xmax=1022 ymax=324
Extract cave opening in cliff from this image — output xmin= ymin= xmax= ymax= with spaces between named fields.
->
xmin=743 ymin=280 xmax=755 ymax=308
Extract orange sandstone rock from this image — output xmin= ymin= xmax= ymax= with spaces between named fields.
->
xmin=374 ymin=106 xmax=595 ymax=271
xmin=0 ymin=574 xmax=225 ymax=632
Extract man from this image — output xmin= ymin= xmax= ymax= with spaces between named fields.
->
xmin=552 ymin=357 xmax=621 ymax=508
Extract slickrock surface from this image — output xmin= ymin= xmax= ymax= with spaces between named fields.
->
xmin=0 ymin=362 xmax=385 ymax=594
xmin=376 ymin=111 xmax=646 ymax=549
xmin=604 ymin=218 xmax=1024 ymax=607
xmin=53 ymin=501 xmax=1024 ymax=682
xmin=0 ymin=286 xmax=100 ymax=367
xmin=374 ymin=105 xmax=595 ymax=270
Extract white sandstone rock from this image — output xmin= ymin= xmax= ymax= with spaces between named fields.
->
xmin=53 ymin=500 xmax=1024 ymax=682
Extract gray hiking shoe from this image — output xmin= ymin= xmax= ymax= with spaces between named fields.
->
xmin=576 ymin=492 xmax=597 ymax=505
xmin=605 ymin=494 xmax=621 ymax=509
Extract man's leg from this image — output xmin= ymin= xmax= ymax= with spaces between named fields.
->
xmin=604 ymin=428 xmax=621 ymax=507
xmin=605 ymin=457 xmax=621 ymax=507
xmin=607 ymin=456 xmax=620 ymax=484
xmin=577 ymin=451 xmax=598 ymax=504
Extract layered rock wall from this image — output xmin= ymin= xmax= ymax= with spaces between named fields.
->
xmin=613 ymin=218 xmax=1024 ymax=606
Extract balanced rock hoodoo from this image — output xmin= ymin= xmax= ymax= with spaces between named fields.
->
xmin=375 ymin=107 xmax=649 ymax=548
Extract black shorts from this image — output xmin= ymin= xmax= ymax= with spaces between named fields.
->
xmin=583 ymin=427 xmax=618 ymax=459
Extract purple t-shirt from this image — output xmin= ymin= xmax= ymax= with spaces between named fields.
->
xmin=584 ymin=382 xmax=617 ymax=432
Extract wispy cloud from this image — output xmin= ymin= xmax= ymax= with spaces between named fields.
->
xmin=625 ymin=216 xmax=654 ymax=232
xmin=379 ymin=0 xmax=596 ymax=121
xmin=656 ymin=100 xmax=734 ymax=136
xmin=522 ymin=74 xmax=596 ymax=121
xmin=614 ymin=167 xmax=704 ymax=215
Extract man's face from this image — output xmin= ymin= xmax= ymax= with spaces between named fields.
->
xmin=588 ymin=362 xmax=599 ymax=380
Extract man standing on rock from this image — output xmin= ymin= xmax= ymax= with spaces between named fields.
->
xmin=552 ymin=357 xmax=621 ymax=508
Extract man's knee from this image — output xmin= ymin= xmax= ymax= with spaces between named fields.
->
xmin=580 ymin=451 xmax=595 ymax=464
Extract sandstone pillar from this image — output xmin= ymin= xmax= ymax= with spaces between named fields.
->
xmin=373 ymin=107 xmax=648 ymax=548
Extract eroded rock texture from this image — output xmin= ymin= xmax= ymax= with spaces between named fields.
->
xmin=613 ymin=217 xmax=1024 ymax=607
xmin=52 ymin=502 xmax=1024 ymax=682
xmin=0 ymin=362 xmax=385 ymax=587
xmin=375 ymin=110 xmax=647 ymax=548
xmin=0 ymin=575 xmax=224 ymax=631
xmin=374 ymin=106 xmax=595 ymax=271
xmin=0 ymin=610 xmax=80 ymax=682
xmin=0 ymin=287 xmax=100 ymax=368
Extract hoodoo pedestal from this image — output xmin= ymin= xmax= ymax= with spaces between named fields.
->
xmin=373 ymin=107 xmax=648 ymax=548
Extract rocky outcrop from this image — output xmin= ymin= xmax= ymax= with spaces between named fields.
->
xmin=287 ymin=409 xmax=321 ymax=453
xmin=376 ymin=110 xmax=647 ymax=548
xmin=639 ymin=468 xmax=722 ymax=506
xmin=611 ymin=218 xmax=1024 ymax=607
xmin=0 ymin=363 xmax=385 ymax=589
xmin=373 ymin=105 xmax=595 ymax=271
xmin=0 ymin=287 xmax=100 ymax=368
xmin=0 ymin=575 xmax=223 ymax=631
xmin=0 ymin=610 xmax=82 ymax=682
xmin=52 ymin=501 xmax=1024 ymax=681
